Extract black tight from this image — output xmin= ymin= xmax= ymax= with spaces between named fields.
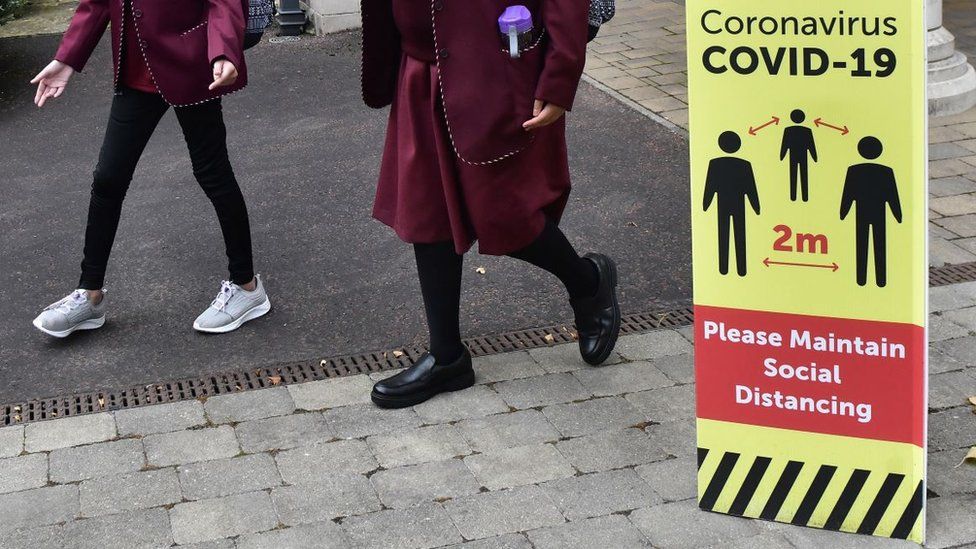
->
xmin=414 ymin=219 xmax=597 ymax=363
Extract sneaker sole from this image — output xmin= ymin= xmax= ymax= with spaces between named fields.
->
xmin=193 ymin=296 xmax=272 ymax=334
xmin=32 ymin=316 xmax=105 ymax=338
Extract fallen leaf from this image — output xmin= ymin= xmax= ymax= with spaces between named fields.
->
xmin=969 ymin=396 xmax=976 ymax=407
xmin=393 ymin=350 xmax=404 ymax=358
xmin=626 ymin=221 xmax=638 ymax=227
xmin=957 ymin=447 xmax=976 ymax=467
xmin=13 ymin=415 xmax=20 ymax=422
xmin=97 ymin=397 xmax=105 ymax=408
xmin=13 ymin=405 xmax=20 ymax=413
xmin=320 ymin=359 xmax=328 ymax=367
xmin=543 ymin=334 xmax=555 ymax=344
xmin=475 ymin=267 xmax=487 ymax=275
xmin=268 ymin=375 xmax=282 ymax=386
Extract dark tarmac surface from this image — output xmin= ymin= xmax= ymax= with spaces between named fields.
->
xmin=0 ymin=31 xmax=691 ymax=403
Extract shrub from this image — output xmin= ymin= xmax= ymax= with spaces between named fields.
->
xmin=0 ymin=0 xmax=30 ymax=26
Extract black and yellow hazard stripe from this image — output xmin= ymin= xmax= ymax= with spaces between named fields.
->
xmin=697 ymin=419 xmax=925 ymax=543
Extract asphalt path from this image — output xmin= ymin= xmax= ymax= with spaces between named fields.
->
xmin=0 ymin=31 xmax=691 ymax=403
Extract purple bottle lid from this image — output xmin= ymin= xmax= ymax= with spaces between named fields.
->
xmin=498 ymin=5 xmax=533 ymax=34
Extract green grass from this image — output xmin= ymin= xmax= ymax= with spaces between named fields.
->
xmin=0 ymin=0 xmax=31 ymax=26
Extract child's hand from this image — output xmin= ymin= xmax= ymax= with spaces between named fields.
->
xmin=209 ymin=59 xmax=238 ymax=90
xmin=523 ymin=99 xmax=565 ymax=131
xmin=30 ymin=60 xmax=74 ymax=107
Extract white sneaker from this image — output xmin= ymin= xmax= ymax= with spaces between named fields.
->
xmin=33 ymin=289 xmax=106 ymax=338
xmin=193 ymin=276 xmax=271 ymax=334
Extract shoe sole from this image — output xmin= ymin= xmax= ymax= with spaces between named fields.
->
xmin=193 ymin=296 xmax=272 ymax=334
xmin=32 ymin=315 xmax=105 ymax=338
xmin=584 ymin=256 xmax=621 ymax=366
xmin=370 ymin=369 xmax=476 ymax=409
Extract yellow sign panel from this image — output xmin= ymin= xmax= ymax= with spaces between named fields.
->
xmin=687 ymin=0 xmax=927 ymax=543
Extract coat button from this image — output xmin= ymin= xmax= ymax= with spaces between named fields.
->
xmin=433 ymin=1 xmax=444 ymax=11
xmin=132 ymin=8 xmax=143 ymax=17
xmin=438 ymin=48 xmax=449 ymax=59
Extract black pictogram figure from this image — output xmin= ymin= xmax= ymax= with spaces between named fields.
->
xmin=780 ymin=109 xmax=818 ymax=202
xmin=840 ymin=137 xmax=903 ymax=287
xmin=703 ymin=131 xmax=761 ymax=277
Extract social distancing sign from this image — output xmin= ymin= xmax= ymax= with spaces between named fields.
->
xmin=687 ymin=0 xmax=927 ymax=543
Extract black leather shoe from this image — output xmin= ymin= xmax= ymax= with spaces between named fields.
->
xmin=371 ymin=349 xmax=475 ymax=408
xmin=571 ymin=253 xmax=621 ymax=365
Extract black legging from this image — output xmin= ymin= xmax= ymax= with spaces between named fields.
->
xmin=415 ymin=219 xmax=597 ymax=363
xmin=78 ymin=87 xmax=254 ymax=289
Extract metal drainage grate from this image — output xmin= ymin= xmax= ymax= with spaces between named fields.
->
xmin=6 ymin=261 xmax=976 ymax=427
xmin=0 ymin=305 xmax=694 ymax=427
xmin=930 ymin=261 xmax=976 ymax=287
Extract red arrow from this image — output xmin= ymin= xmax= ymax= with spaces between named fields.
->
xmin=764 ymin=257 xmax=839 ymax=272
xmin=814 ymin=118 xmax=850 ymax=135
xmin=749 ymin=116 xmax=780 ymax=136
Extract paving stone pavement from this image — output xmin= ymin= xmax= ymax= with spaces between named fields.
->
xmin=0 ymin=284 xmax=971 ymax=548
xmin=584 ymin=0 xmax=976 ymax=269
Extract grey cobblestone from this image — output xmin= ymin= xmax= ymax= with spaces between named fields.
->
xmin=0 ymin=425 xmax=24 ymax=458
xmin=144 ymin=425 xmax=240 ymax=467
xmin=923 ymin=493 xmax=976 ymax=549
xmin=442 ymin=533 xmax=532 ymax=549
xmin=942 ymin=306 xmax=976 ymax=332
xmin=235 ymin=413 xmax=335 ymax=453
xmin=0 ymin=485 xmax=79 ymax=534
xmin=614 ymin=331 xmax=693 ymax=361
xmin=443 ymin=485 xmax=565 ymax=540
xmin=457 ymin=409 xmax=560 ymax=452
xmin=928 ymin=407 xmax=976 ymax=451
xmin=540 ymin=469 xmax=662 ymax=520
xmin=556 ymin=428 xmax=668 ymax=473
xmin=629 ymin=500 xmax=761 ymax=548
xmin=25 ymin=413 xmax=116 ymax=453
xmin=542 ymin=396 xmax=645 ymax=438
xmin=275 ymin=440 xmax=377 ymax=483
xmin=178 ymin=454 xmax=282 ymax=500
xmin=464 ymin=444 xmax=574 ymax=490
xmin=473 ymin=351 xmax=546 ymax=382
xmin=412 ymin=385 xmax=510 ymax=423
xmin=626 ymin=384 xmax=696 ymax=423
xmin=647 ymin=419 xmax=697 ymax=457
xmin=370 ymin=458 xmax=481 ymax=508
xmin=367 ymin=424 xmax=470 ymax=469
xmin=340 ymin=502 xmax=463 ymax=549
xmin=50 ymin=439 xmax=145 ymax=483
xmin=647 ymin=352 xmax=695 ymax=385
xmin=62 ymin=508 xmax=173 ymax=549
xmin=288 ymin=375 xmax=373 ymax=410
xmin=323 ymin=403 xmax=424 ymax=439
xmin=114 ymin=401 xmax=206 ymax=436
xmin=80 ymin=468 xmax=181 ymax=518
xmin=710 ymin=531 xmax=795 ymax=549
xmin=572 ymin=361 xmax=674 ymax=397
xmin=929 ymin=370 xmax=976 ymax=409
xmin=170 ymin=491 xmax=278 ymax=545
xmin=237 ymin=520 xmax=350 ymax=549
xmin=271 ymin=474 xmax=382 ymax=525
xmin=634 ymin=456 xmax=697 ymax=502
xmin=528 ymin=344 xmax=620 ymax=373
xmin=928 ymin=449 xmax=976 ymax=496
xmin=527 ymin=514 xmax=651 ymax=549
xmin=204 ymin=387 xmax=296 ymax=424
xmin=493 ymin=372 xmax=591 ymax=409
xmin=930 ymin=347 xmax=967 ymax=374
xmin=0 ymin=453 xmax=47 ymax=494
xmin=175 ymin=541 xmax=236 ymax=549
xmin=930 ymin=314 xmax=973 ymax=342
xmin=0 ymin=525 xmax=64 ymax=549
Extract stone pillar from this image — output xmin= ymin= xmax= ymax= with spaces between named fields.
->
xmin=928 ymin=0 xmax=976 ymax=116
xmin=305 ymin=0 xmax=361 ymax=35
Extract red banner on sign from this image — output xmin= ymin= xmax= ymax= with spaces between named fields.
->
xmin=695 ymin=305 xmax=925 ymax=447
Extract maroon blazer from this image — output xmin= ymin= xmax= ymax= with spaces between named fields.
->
xmin=55 ymin=0 xmax=248 ymax=106
xmin=362 ymin=0 xmax=589 ymax=164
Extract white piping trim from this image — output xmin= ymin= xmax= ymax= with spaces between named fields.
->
xmin=431 ymin=0 xmax=534 ymax=166
xmin=113 ymin=1 xmax=126 ymax=91
xmin=180 ymin=20 xmax=208 ymax=36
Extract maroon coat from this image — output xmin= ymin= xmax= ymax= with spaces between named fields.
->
xmin=362 ymin=0 xmax=589 ymax=165
xmin=55 ymin=0 xmax=248 ymax=106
